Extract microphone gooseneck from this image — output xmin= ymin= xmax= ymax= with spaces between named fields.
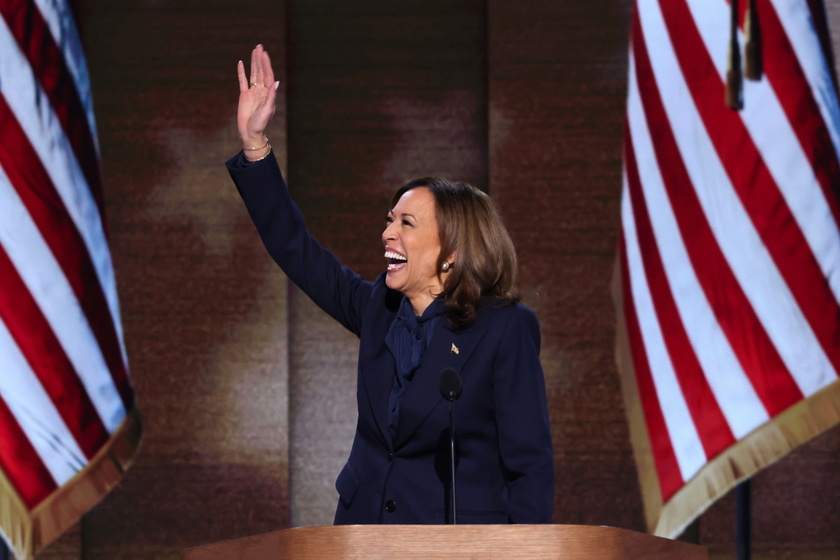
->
xmin=439 ymin=367 xmax=462 ymax=524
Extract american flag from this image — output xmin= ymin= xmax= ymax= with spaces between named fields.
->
xmin=614 ymin=0 xmax=840 ymax=538
xmin=0 ymin=1 xmax=140 ymax=558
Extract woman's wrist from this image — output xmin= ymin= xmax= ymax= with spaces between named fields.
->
xmin=242 ymin=136 xmax=271 ymax=162
xmin=242 ymin=135 xmax=268 ymax=150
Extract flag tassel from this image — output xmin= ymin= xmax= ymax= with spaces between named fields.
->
xmin=726 ymin=0 xmax=744 ymax=109
xmin=744 ymin=0 xmax=762 ymax=80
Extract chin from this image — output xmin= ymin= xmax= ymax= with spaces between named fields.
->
xmin=384 ymin=275 xmax=401 ymax=292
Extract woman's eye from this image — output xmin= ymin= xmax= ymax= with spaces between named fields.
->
xmin=402 ymin=220 xmax=413 ymax=227
xmin=385 ymin=216 xmax=393 ymax=224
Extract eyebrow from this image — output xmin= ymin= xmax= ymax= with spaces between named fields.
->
xmin=388 ymin=210 xmax=417 ymax=220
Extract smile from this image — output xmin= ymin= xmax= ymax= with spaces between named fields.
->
xmin=385 ymin=250 xmax=407 ymax=271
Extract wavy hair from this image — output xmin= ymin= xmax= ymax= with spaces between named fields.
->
xmin=391 ymin=177 xmax=520 ymax=327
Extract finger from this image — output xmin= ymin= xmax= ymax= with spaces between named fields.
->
xmin=262 ymin=48 xmax=275 ymax=86
xmin=237 ymin=60 xmax=248 ymax=93
xmin=255 ymin=44 xmax=265 ymax=86
xmin=249 ymin=46 xmax=259 ymax=85
xmin=264 ymin=81 xmax=279 ymax=114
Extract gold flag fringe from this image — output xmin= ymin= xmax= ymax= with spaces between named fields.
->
xmin=612 ymin=260 xmax=664 ymax=529
xmin=652 ymin=380 xmax=840 ymax=538
xmin=0 ymin=472 xmax=30 ymax=560
xmin=0 ymin=408 xmax=142 ymax=559
xmin=612 ymin=259 xmax=840 ymax=539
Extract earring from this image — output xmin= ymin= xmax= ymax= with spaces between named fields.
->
xmin=441 ymin=262 xmax=450 ymax=271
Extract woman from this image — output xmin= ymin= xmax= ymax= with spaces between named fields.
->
xmin=227 ymin=45 xmax=554 ymax=524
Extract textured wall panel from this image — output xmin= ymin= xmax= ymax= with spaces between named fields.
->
xmin=57 ymin=2 xmax=291 ymax=559
xmin=285 ymin=0 xmax=487 ymax=527
xmin=487 ymin=0 xmax=638 ymax=529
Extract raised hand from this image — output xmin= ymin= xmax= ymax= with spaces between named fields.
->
xmin=237 ymin=44 xmax=279 ymax=160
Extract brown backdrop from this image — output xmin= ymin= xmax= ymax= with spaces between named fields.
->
xmin=39 ymin=1 xmax=840 ymax=558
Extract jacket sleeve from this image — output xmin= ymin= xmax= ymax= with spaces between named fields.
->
xmin=493 ymin=305 xmax=555 ymax=523
xmin=226 ymin=151 xmax=372 ymax=336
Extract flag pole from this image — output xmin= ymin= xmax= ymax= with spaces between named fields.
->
xmin=736 ymin=479 xmax=752 ymax=560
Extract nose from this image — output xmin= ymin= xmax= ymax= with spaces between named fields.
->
xmin=382 ymin=220 xmax=397 ymax=243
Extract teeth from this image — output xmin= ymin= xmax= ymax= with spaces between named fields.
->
xmin=384 ymin=251 xmax=407 ymax=261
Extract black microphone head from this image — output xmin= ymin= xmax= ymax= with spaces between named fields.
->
xmin=439 ymin=367 xmax=463 ymax=401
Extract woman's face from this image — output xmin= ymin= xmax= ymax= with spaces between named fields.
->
xmin=382 ymin=187 xmax=444 ymax=311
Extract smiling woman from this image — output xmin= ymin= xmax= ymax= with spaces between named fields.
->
xmin=383 ymin=186 xmax=446 ymax=315
xmin=227 ymin=44 xmax=554 ymax=525
xmin=390 ymin=177 xmax=521 ymax=328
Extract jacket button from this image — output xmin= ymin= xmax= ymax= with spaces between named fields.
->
xmin=387 ymin=452 xmax=394 ymax=461
xmin=385 ymin=500 xmax=397 ymax=513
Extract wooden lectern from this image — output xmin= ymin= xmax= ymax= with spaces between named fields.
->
xmin=185 ymin=525 xmax=708 ymax=559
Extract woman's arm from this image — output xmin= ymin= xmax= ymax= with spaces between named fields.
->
xmin=492 ymin=305 xmax=555 ymax=523
xmin=227 ymin=46 xmax=372 ymax=335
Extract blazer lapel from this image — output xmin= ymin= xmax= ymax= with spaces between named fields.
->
xmin=359 ymin=343 xmax=397 ymax=448
xmin=358 ymin=286 xmax=402 ymax=449
xmin=393 ymin=320 xmax=489 ymax=449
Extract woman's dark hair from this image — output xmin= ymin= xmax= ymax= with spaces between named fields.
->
xmin=391 ymin=177 xmax=520 ymax=327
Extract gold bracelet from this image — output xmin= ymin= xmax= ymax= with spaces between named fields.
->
xmin=244 ymin=144 xmax=271 ymax=162
xmin=243 ymin=137 xmax=269 ymax=151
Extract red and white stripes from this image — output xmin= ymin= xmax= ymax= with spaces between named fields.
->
xmin=619 ymin=0 xmax=840 ymax=535
xmin=0 ymin=0 xmax=133 ymax=521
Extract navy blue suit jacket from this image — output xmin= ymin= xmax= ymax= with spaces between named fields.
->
xmin=227 ymin=151 xmax=554 ymax=524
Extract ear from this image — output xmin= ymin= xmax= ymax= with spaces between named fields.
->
xmin=440 ymin=250 xmax=457 ymax=274
xmin=444 ymin=250 xmax=457 ymax=271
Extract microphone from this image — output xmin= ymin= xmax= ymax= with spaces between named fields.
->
xmin=439 ymin=367 xmax=462 ymax=524
xmin=440 ymin=367 xmax=462 ymax=401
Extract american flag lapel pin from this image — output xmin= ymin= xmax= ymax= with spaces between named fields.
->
xmin=450 ymin=343 xmax=460 ymax=355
